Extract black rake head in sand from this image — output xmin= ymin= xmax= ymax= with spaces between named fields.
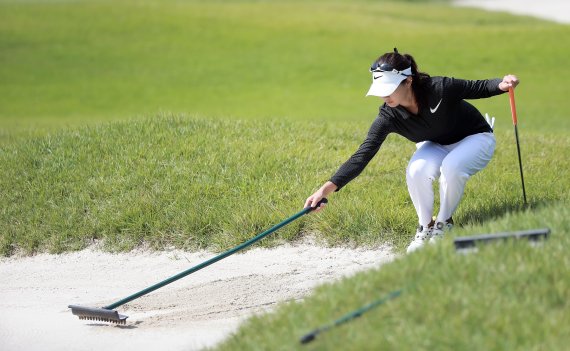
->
xmin=68 ymin=305 xmax=128 ymax=324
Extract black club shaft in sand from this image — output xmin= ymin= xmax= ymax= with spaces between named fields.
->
xmin=69 ymin=198 xmax=328 ymax=324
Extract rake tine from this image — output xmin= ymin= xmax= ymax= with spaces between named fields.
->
xmin=69 ymin=305 xmax=128 ymax=324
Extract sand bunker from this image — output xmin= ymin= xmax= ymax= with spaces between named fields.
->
xmin=0 ymin=240 xmax=394 ymax=350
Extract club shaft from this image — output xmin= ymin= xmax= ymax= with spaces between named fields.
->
xmin=508 ymin=88 xmax=527 ymax=205
xmin=300 ymin=289 xmax=401 ymax=344
xmin=332 ymin=290 xmax=401 ymax=327
xmin=513 ymin=125 xmax=527 ymax=205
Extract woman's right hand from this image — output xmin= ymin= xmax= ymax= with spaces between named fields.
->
xmin=304 ymin=181 xmax=338 ymax=213
xmin=305 ymin=192 xmax=326 ymax=213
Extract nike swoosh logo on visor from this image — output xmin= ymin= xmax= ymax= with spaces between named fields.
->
xmin=373 ymin=75 xmax=383 ymax=80
xmin=430 ymin=98 xmax=443 ymax=113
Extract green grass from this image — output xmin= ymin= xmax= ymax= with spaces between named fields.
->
xmin=1 ymin=0 xmax=568 ymax=140
xmin=214 ymin=203 xmax=570 ymax=350
xmin=1 ymin=115 xmax=568 ymax=256
xmin=0 ymin=115 xmax=426 ymax=254
xmin=1 ymin=1 xmax=569 ymax=349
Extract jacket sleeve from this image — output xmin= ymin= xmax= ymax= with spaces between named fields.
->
xmin=329 ymin=113 xmax=392 ymax=191
xmin=445 ymin=77 xmax=505 ymax=101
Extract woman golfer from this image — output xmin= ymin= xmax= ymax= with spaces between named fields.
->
xmin=305 ymin=49 xmax=519 ymax=253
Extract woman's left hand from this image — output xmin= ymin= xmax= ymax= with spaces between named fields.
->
xmin=499 ymin=74 xmax=520 ymax=91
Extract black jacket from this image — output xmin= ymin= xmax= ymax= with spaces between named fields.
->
xmin=330 ymin=76 xmax=504 ymax=190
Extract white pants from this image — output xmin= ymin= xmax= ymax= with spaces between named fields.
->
xmin=406 ymin=132 xmax=496 ymax=226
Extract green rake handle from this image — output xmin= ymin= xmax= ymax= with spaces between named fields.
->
xmin=104 ymin=198 xmax=328 ymax=310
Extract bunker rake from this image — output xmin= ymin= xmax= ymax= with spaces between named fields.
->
xmin=69 ymin=199 xmax=328 ymax=324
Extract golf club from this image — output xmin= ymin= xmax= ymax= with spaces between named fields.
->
xmin=508 ymin=87 xmax=528 ymax=206
xmin=300 ymin=289 xmax=402 ymax=344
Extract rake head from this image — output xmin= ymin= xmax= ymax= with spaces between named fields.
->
xmin=69 ymin=305 xmax=128 ymax=325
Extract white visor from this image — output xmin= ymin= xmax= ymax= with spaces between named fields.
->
xmin=366 ymin=67 xmax=412 ymax=97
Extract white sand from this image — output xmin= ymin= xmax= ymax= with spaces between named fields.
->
xmin=454 ymin=0 xmax=570 ymax=24
xmin=0 ymin=240 xmax=394 ymax=351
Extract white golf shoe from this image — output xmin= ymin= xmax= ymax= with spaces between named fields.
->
xmin=430 ymin=220 xmax=454 ymax=243
xmin=406 ymin=225 xmax=433 ymax=253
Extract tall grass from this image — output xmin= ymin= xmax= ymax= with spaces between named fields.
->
xmin=1 ymin=115 xmax=568 ymax=256
xmin=1 ymin=2 xmax=568 ymax=256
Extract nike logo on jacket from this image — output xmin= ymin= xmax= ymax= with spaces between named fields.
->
xmin=430 ymin=98 xmax=443 ymax=113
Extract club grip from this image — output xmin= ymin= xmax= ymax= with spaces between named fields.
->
xmin=508 ymin=87 xmax=518 ymax=125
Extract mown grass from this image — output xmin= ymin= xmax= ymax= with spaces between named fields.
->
xmin=214 ymin=202 xmax=570 ymax=351
xmin=1 ymin=0 xmax=568 ymax=140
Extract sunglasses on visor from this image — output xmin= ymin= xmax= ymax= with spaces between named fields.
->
xmin=369 ymin=62 xmax=411 ymax=76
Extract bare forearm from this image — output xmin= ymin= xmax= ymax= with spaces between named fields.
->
xmin=304 ymin=181 xmax=338 ymax=211
xmin=319 ymin=181 xmax=338 ymax=197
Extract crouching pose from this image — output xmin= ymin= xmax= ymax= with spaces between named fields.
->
xmin=305 ymin=48 xmax=519 ymax=253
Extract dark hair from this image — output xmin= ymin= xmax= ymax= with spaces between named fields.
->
xmin=374 ymin=49 xmax=431 ymax=110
